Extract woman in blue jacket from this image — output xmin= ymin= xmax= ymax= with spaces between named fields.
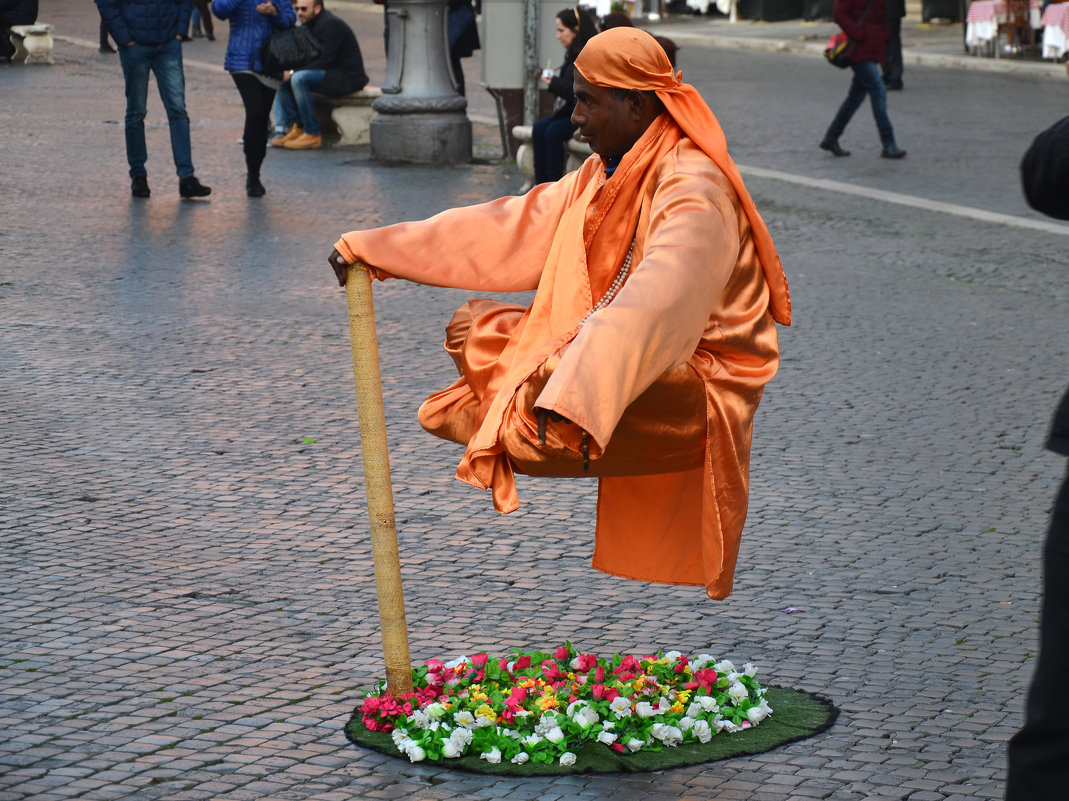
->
xmin=212 ymin=0 xmax=295 ymax=196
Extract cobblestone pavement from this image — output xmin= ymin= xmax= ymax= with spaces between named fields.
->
xmin=3 ymin=2 xmax=1068 ymax=800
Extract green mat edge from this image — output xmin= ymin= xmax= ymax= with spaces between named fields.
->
xmin=344 ymin=685 xmax=839 ymax=775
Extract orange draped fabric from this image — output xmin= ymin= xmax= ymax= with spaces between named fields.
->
xmin=334 ymin=29 xmax=790 ymax=599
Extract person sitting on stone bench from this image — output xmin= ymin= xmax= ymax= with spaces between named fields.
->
xmin=271 ymin=0 xmax=368 ymax=150
xmin=0 ymin=0 xmax=37 ymax=63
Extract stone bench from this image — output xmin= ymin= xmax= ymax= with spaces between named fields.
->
xmin=511 ymin=124 xmax=592 ymax=193
xmin=8 ymin=23 xmax=54 ymax=65
xmin=312 ymin=86 xmax=381 ymax=147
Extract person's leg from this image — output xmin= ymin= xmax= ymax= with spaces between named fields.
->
xmin=195 ymin=0 xmax=214 ymax=40
xmin=232 ymin=73 xmax=273 ymax=178
xmin=450 ymin=53 xmax=465 ymax=96
xmin=883 ymin=17 xmax=903 ymax=88
xmin=532 ymin=115 xmax=552 ymax=184
xmin=150 ymin=40 xmax=195 ymax=177
xmin=1007 ymin=464 xmax=1069 ymax=800
xmin=118 ymin=43 xmax=153 ymax=180
xmin=853 ymin=60 xmax=899 ymax=150
xmin=542 ymin=117 xmax=577 ymax=182
xmin=289 ymin=69 xmax=326 ymax=134
xmin=822 ymin=65 xmax=867 ymax=145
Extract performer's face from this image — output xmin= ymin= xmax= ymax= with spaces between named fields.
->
xmin=571 ymin=73 xmax=647 ymax=161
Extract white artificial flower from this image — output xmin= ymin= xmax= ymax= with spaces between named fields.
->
xmin=743 ymin=662 xmax=758 ymax=677
xmin=651 ymin=723 xmax=683 ymax=747
xmin=678 ymin=716 xmax=696 ymax=733
xmin=408 ymin=710 xmax=431 ymax=730
xmin=656 ymin=697 xmax=672 ymax=714
xmin=390 ymin=729 xmax=407 ymax=746
xmin=442 ymin=739 xmax=465 ymax=758
xmin=624 ymin=737 xmax=645 ymax=753
xmin=523 ymin=733 xmax=544 ymax=747
xmin=602 ymin=720 xmax=617 ymax=731
xmin=479 ymin=747 xmax=502 ymax=764
xmin=714 ymin=659 xmax=735 ymax=674
xmin=692 ymin=719 xmax=713 ymax=743
xmin=572 ymin=705 xmax=600 ymax=729
xmin=728 ymin=681 xmax=750 ymax=704
xmin=405 ymin=743 xmax=426 ymax=762
xmin=569 ymin=656 xmax=583 ymax=671
xmin=453 ymin=710 xmax=476 ymax=728
xmin=535 ymin=713 xmax=560 ymax=735
xmin=663 ymin=650 xmax=683 ymax=662
xmin=635 ymin=701 xmax=657 ymax=718
xmin=609 ymin=696 xmax=633 ymax=717
xmin=694 ymin=695 xmax=719 ymax=713
xmin=596 ymin=730 xmax=618 ymax=745
xmin=559 ymin=751 xmax=577 ymax=766
xmin=545 ymin=726 xmax=565 ymax=744
xmin=719 ymin=720 xmax=741 ymax=734
xmin=746 ymin=699 xmax=773 ymax=724
xmin=511 ymin=751 xmax=530 ymax=765
xmin=425 ymin=702 xmax=448 ymax=720
xmin=444 ymin=656 xmax=470 ymax=669
xmin=691 ymin=654 xmax=716 ymax=670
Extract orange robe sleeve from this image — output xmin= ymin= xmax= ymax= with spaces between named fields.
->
xmin=332 ymin=176 xmax=582 ymax=293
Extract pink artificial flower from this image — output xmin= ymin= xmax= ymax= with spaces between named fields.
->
xmin=592 ymin=683 xmax=607 ymax=700
xmin=471 ymin=653 xmax=488 ymax=668
xmin=594 ymin=665 xmax=605 ymax=683
xmin=610 ymin=742 xmax=626 ymax=753
xmin=574 ymin=653 xmax=598 ymax=672
xmin=556 ymin=645 xmax=570 ymax=660
xmin=513 ymin=656 xmax=532 ymax=670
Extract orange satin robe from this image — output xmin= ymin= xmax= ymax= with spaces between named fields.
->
xmin=335 ymin=124 xmax=782 ymax=600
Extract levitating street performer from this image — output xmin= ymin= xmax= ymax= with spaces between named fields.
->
xmin=329 ymin=27 xmax=791 ymax=600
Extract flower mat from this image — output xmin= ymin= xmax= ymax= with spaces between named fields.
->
xmin=346 ymin=685 xmax=837 ymax=775
xmin=343 ymin=646 xmax=838 ymax=775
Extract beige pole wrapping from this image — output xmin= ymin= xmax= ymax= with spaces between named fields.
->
xmin=345 ymin=265 xmax=414 ymax=698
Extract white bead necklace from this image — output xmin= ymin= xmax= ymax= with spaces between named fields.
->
xmin=580 ymin=237 xmax=636 ymax=327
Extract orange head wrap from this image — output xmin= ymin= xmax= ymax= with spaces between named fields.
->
xmin=575 ymin=28 xmax=791 ymax=326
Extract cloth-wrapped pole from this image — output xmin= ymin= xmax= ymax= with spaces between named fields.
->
xmin=345 ymin=265 xmax=413 ymax=698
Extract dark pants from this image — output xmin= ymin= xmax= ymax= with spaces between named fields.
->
xmin=231 ymin=72 xmax=276 ymax=179
xmin=192 ymin=0 xmax=214 ymax=39
xmin=1006 ymin=463 xmax=1069 ymax=800
xmin=823 ymin=59 xmax=897 ymax=149
xmin=883 ymin=16 xmax=903 ymax=86
xmin=532 ymin=114 xmax=577 ymax=185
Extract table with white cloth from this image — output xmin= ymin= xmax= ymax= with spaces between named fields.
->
xmin=1041 ymin=2 xmax=1069 ymax=60
xmin=966 ymin=0 xmax=1042 ymax=54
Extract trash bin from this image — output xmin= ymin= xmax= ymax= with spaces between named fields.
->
xmin=922 ymin=0 xmax=961 ymax=21
xmin=737 ymin=0 xmax=804 ymax=21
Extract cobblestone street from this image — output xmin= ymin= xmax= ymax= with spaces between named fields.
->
xmin=2 ymin=3 xmax=1068 ymax=799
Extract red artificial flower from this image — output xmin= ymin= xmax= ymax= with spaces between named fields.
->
xmin=555 ymin=645 xmax=570 ymax=660
xmin=574 ymin=653 xmax=598 ymax=672
xmin=513 ymin=656 xmax=532 ymax=670
xmin=610 ymin=742 xmax=625 ymax=753
xmin=471 ymin=653 xmax=488 ymax=669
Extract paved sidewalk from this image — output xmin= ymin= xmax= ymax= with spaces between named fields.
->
xmin=2 ymin=2 xmax=1068 ymax=801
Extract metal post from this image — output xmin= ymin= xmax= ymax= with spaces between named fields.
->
xmin=371 ymin=0 xmax=473 ymax=163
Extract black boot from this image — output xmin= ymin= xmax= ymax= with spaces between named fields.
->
xmin=246 ymin=174 xmax=266 ymax=197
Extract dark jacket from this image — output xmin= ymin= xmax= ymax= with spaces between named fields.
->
xmin=303 ymin=8 xmax=368 ymax=96
xmin=0 ymin=0 xmax=38 ymax=26
xmin=546 ymin=53 xmax=577 ymax=120
xmin=212 ymin=0 xmax=295 ymax=72
xmin=833 ymin=0 xmax=888 ymax=63
xmin=96 ymin=0 xmax=191 ymax=46
xmin=1021 ymin=115 xmax=1069 ymax=222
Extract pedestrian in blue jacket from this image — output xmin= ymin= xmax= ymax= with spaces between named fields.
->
xmin=96 ymin=0 xmax=212 ymax=199
xmin=212 ymin=0 xmax=295 ymax=196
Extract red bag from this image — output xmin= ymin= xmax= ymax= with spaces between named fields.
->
xmin=824 ymin=32 xmax=854 ymax=68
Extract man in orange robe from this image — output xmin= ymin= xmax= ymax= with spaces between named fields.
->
xmin=329 ymin=27 xmax=791 ymax=600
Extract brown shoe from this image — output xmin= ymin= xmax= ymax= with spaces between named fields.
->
xmin=270 ymin=124 xmax=302 ymax=148
xmin=283 ymin=133 xmax=322 ymax=150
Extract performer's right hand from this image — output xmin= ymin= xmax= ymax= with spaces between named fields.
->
xmin=329 ymin=248 xmax=350 ymax=287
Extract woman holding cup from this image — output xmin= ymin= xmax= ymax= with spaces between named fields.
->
xmin=531 ymin=6 xmax=598 ymax=185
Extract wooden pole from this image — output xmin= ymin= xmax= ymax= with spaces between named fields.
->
xmin=345 ymin=266 xmax=414 ymax=698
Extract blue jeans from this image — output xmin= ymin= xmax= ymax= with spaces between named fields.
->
xmin=275 ymin=70 xmax=326 ymax=136
xmin=118 ymin=39 xmax=194 ymax=179
xmin=823 ymin=59 xmax=897 ymax=149
xmin=532 ymin=114 xmax=578 ymax=184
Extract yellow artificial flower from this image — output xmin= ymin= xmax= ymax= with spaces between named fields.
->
xmin=671 ymin=701 xmax=685 ymax=714
xmin=539 ymin=695 xmax=560 ymax=711
xmin=475 ymin=703 xmax=497 ymax=723
xmin=678 ymin=689 xmax=692 ymax=705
